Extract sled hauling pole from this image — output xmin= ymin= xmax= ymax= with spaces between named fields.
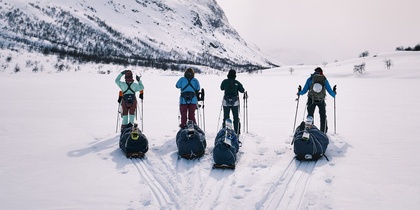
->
xmin=293 ymin=85 xmax=302 ymax=132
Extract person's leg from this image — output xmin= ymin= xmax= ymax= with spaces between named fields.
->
xmin=222 ymin=106 xmax=231 ymax=128
xmin=307 ymin=98 xmax=316 ymax=119
xmin=318 ymin=101 xmax=328 ymax=133
xmin=179 ymin=104 xmax=188 ymax=128
xmin=232 ymin=106 xmax=240 ymax=134
xmin=128 ymin=101 xmax=137 ymax=124
xmin=188 ymin=104 xmax=197 ymax=124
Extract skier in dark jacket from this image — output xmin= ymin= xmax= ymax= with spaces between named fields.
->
xmin=298 ymin=67 xmax=336 ymax=133
xmin=220 ymin=70 xmax=245 ymax=134
xmin=176 ymin=68 xmax=200 ymax=128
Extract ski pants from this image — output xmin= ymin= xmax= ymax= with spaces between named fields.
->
xmin=223 ymin=105 xmax=240 ymax=134
xmin=306 ymin=98 xmax=327 ymax=133
xmin=122 ymin=99 xmax=137 ymax=125
xmin=180 ymin=103 xmax=197 ymax=128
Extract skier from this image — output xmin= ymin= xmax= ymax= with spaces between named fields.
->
xmin=176 ymin=68 xmax=200 ymax=128
xmin=298 ymin=67 xmax=336 ymax=133
xmin=115 ymin=70 xmax=144 ymax=130
xmin=220 ymin=70 xmax=245 ymax=135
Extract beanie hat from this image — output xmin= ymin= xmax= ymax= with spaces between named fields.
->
xmin=314 ymin=67 xmax=323 ymax=75
xmin=184 ymin=68 xmax=195 ymax=79
xmin=124 ymin=70 xmax=134 ymax=82
xmin=227 ymin=70 xmax=236 ymax=79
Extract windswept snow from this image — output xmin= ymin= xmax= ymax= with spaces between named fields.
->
xmin=1 ymin=51 xmax=420 ymax=209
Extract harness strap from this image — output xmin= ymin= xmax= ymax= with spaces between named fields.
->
xmin=181 ymin=78 xmax=197 ymax=92
xmin=123 ymin=83 xmax=135 ymax=95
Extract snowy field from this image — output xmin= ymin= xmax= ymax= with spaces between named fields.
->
xmin=1 ymin=51 xmax=420 ymax=209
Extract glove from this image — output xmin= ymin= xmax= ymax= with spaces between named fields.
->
xmin=120 ymin=70 xmax=127 ymax=75
xmin=297 ymin=85 xmax=302 ymax=95
xmin=117 ymin=96 xmax=122 ymax=103
xmin=136 ymin=75 xmax=141 ymax=82
xmin=139 ymin=90 xmax=144 ymax=99
xmin=333 ymin=85 xmax=337 ymax=94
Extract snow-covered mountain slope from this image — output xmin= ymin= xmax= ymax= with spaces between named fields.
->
xmin=0 ymin=0 xmax=280 ymax=71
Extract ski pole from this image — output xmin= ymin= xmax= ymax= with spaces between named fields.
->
xmin=217 ymin=101 xmax=223 ymax=132
xmin=116 ymin=102 xmax=122 ymax=133
xmin=293 ymin=86 xmax=301 ymax=132
xmin=333 ymin=85 xmax=337 ymax=134
xmin=201 ymin=88 xmax=206 ymax=132
xmin=243 ymin=91 xmax=248 ymax=133
xmin=141 ymin=97 xmax=144 ymax=131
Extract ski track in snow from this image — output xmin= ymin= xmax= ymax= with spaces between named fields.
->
xmin=258 ymin=158 xmax=317 ymax=210
xmin=131 ymin=158 xmax=175 ymax=209
xmin=126 ymin=132 xmax=344 ymax=209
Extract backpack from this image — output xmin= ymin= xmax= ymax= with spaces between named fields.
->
xmin=292 ymin=122 xmax=329 ymax=161
xmin=176 ymin=121 xmax=207 ymax=159
xmin=212 ymin=124 xmax=240 ymax=169
xmin=308 ymin=74 xmax=326 ymax=101
xmin=119 ymin=123 xmax=149 ymax=158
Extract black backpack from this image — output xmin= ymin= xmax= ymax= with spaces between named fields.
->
xmin=176 ymin=121 xmax=206 ymax=159
xmin=119 ymin=123 xmax=149 ymax=158
xmin=292 ymin=122 xmax=329 ymax=161
xmin=308 ymin=74 xmax=326 ymax=101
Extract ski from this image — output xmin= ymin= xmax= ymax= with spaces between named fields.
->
xmin=126 ymin=151 xmax=145 ymax=159
xmin=213 ymin=163 xmax=235 ymax=170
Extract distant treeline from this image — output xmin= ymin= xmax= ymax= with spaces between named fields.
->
xmin=395 ymin=44 xmax=420 ymax=51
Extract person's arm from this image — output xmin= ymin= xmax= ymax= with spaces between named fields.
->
xmin=325 ymin=80 xmax=336 ymax=98
xmin=299 ymin=77 xmax=311 ymax=95
xmin=237 ymin=80 xmax=245 ymax=93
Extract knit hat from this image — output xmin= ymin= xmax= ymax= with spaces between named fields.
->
xmin=227 ymin=70 xmax=236 ymax=79
xmin=124 ymin=70 xmax=134 ymax=82
xmin=184 ymin=68 xmax=195 ymax=79
xmin=314 ymin=67 xmax=323 ymax=75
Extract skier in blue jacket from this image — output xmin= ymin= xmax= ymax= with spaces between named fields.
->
xmin=298 ymin=67 xmax=336 ymax=133
xmin=176 ymin=68 xmax=200 ymax=128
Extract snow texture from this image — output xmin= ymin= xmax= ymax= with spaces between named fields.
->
xmin=1 ymin=51 xmax=420 ymax=209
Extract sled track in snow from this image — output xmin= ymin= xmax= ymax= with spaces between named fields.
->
xmin=194 ymin=167 xmax=236 ymax=209
xmin=131 ymin=158 xmax=174 ymax=208
xmin=258 ymin=158 xmax=317 ymax=210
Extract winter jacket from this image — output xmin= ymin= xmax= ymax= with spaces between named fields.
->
xmin=299 ymin=73 xmax=336 ymax=98
xmin=115 ymin=74 xmax=144 ymax=94
xmin=220 ymin=78 xmax=245 ymax=96
xmin=176 ymin=77 xmax=200 ymax=104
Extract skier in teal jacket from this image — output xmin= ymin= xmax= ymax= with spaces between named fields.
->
xmin=115 ymin=70 xmax=144 ymax=129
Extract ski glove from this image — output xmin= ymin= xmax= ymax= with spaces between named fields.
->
xmin=136 ymin=75 xmax=141 ymax=81
xmin=297 ymin=85 xmax=302 ymax=95
xmin=120 ymin=70 xmax=127 ymax=75
xmin=139 ymin=90 xmax=144 ymax=99
xmin=333 ymin=85 xmax=337 ymax=94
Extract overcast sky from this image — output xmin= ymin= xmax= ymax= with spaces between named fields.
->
xmin=216 ymin=0 xmax=420 ymax=64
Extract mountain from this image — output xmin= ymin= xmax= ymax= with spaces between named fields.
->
xmin=0 ymin=0 xmax=280 ymax=71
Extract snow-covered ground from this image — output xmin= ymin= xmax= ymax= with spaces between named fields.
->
xmin=1 ymin=51 xmax=420 ymax=209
